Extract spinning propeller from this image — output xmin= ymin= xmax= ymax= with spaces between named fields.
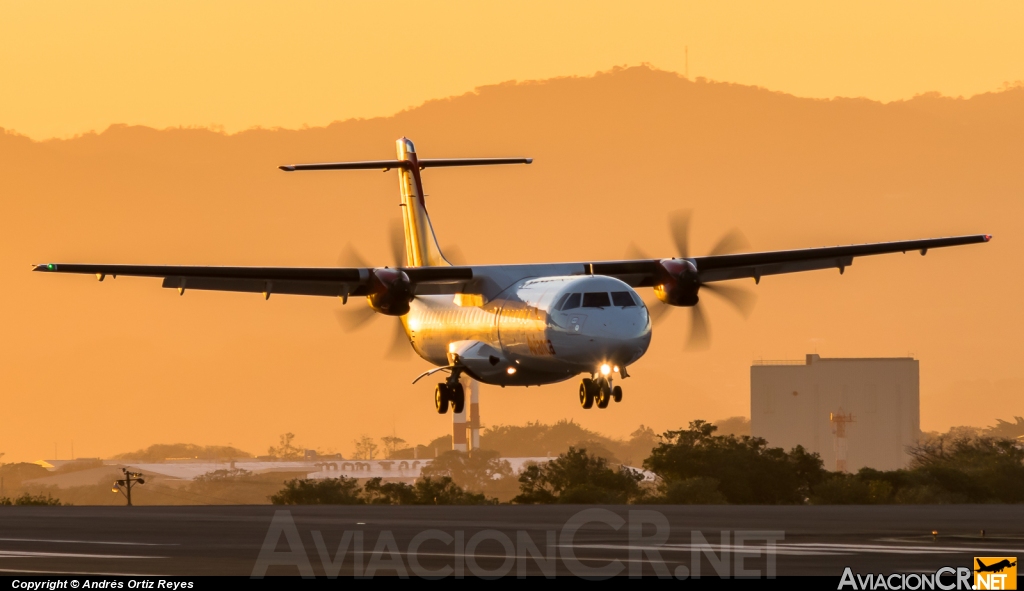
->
xmin=632 ymin=210 xmax=757 ymax=350
xmin=335 ymin=219 xmax=414 ymax=359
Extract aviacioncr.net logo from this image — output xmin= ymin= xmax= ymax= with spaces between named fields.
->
xmin=839 ymin=567 xmax=973 ymax=590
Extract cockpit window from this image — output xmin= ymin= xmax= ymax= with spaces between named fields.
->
xmin=554 ymin=293 xmax=571 ymax=311
xmin=582 ymin=292 xmax=611 ymax=308
xmin=560 ymin=293 xmax=581 ymax=311
xmin=611 ymin=291 xmax=638 ymax=307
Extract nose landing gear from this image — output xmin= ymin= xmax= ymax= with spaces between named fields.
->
xmin=435 ymin=378 xmax=466 ymax=415
xmin=579 ymin=376 xmax=622 ymax=410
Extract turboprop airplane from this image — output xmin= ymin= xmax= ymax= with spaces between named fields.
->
xmin=34 ymin=138 xmax=991 ymax=415
xmin=976 ymin=558 xmax=1016 ymax=574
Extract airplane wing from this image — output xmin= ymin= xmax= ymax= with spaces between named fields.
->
xmin=588 ymin=234 xmax=991 ymax=286
xmin=33 ymin=234 xmax=989 ymax=299
xmin=31 ymin=263 xmax=472 ymax=297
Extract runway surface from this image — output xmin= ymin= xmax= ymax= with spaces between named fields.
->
xmin=0 ymin=505 xmax=1022 ymax=577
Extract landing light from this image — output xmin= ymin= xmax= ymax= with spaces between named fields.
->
xmin=507 ymin=367 xmax=517 ymax=375
xmin=613 ymin=365 xmax=620 ymax=373
xmin=600 ymin=364 xmax=611 ymax=376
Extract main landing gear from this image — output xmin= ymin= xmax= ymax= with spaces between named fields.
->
xmin=579 ymin=377 xmax=623 ymax=410
xmin=435 ymin=378 xmax=465 ymax=415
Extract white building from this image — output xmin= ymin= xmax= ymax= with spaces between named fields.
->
xmin=750 ymin=354 xmax=920 ymax=471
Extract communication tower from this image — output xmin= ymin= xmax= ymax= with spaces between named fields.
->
xmin=829 ymin=409 xmax=855 ymax=472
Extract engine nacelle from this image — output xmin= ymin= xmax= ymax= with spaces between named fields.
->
xmin=366 ymin=268 xmax=413 ymax=316
xmin=653 ymin=259 xmax=700 ymax=307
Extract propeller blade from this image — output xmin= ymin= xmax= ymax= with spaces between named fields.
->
xmin=701 ymin=282 xmax=757 ymax=318
xmin=335 ymin=305 xmax=377 ymax=331
xmin=707 ymin=228 xmax=751 ymax=257
xmin=668 ymin=209 xmax=693 ymax=259
xmin=338 ymin=243 xmax=370 ymax=268
xmin=389 ymin=218 xmax=406 ymax=268
xmin=386 ymin=317 xmax=413 ymax=359
xmin=686 ymin=303 xmax=711 ymax=350
xmin=626 ymin=242 xmax=652 ymax=261
xmin=442 ymin=244 xmax=467 ymax=266
xmin=645 ymin=300 xmax=673 ymax=325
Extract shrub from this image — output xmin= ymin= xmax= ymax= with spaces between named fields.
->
xmin=0 ymin=493 xmax=63 ymax=506
xmin=658 ymin=477 xmax=728 ymax=505
xmin=810 ymin=475 xmax=893 ymax=504
xmin=909 ymin=435 xmax=1024 ymax=503
xmin=362 ymin=478 xmax=418 ymax=505
xmin=270 ymin=475 xmax=495 ymax=505
xmin=270 ymin=477 xmax=363 ymax=505
xmin=513 ymin=447 xmax=644 ymax=504
xmin=644 ymin=421 xmax=826 ymax=504
xmin=411 ymin=476 xmax=494 ymax=505
xmin=420 ymin=450 xmax=517 ymax=500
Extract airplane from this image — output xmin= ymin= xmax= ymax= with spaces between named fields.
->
xmin=976 ymin=558 xmax=1016 ymax=574
xmin=34 ymin=138 xmax=991 ymax=415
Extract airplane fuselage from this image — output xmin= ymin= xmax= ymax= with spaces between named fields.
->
xmin=405 ymin=275 xmax=651 ymax=386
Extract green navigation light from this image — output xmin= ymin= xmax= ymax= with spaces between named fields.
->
xmin=47 ymin=264 xmax=55 ymax=270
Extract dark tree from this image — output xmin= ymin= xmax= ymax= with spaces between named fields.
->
xmin=513 ymin=447 xmax=644 ymax=504
xmin=270 ymin=477 xmax=363 ymax=505
xmin=644 ymin=421 xmax=826 ymax=504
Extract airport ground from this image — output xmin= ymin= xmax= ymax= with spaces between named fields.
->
xmin=0 ymin=505 xmax=1022 ymax=578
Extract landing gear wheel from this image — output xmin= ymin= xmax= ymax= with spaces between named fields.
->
xmin=451 ymin=382 xmax=466 ymax=414
xmin=612 ymin=385 xmax=623 ymax=403
xmin=596 ymin=382 xmax=611 ymax=409
xmin=579 ymin=379 xmax=595 ymax=409
xmin=435 ymin=383 xmax=450 ymax=414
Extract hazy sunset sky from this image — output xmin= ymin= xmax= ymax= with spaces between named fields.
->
xmin=1 ymin=2 xmax=1022 ymax=463
xmin=2 ymin=1 xmax=1022 ymax=139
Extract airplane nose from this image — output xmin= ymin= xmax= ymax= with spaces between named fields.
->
xmin=585 ymin=308 xmax=651 ymax=362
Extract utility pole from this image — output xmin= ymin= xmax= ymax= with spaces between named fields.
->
xmin=112 ymin=468 xmax=145 ymax=506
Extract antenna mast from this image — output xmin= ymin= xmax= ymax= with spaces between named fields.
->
xmin=830 ymin=409 xmax=855 ymax=472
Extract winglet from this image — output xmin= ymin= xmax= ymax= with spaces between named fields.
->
xmin=33 ymin=264 xmax=56 ymax=272
xmin=279 ymin=165 xmax=296 ymax=172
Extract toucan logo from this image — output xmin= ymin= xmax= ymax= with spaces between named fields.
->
xmin=974 ymin=557 xmax=1017 ymax=590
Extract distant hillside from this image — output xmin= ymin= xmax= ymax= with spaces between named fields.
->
xmin=1 ymin=66 xmax=1021 ymax=462
xmin=114 ymin=444 xmax=253 ymax=462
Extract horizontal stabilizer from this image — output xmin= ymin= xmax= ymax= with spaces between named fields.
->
xmin=279 ymin=157 xmax=531 ymax=172
xmin=419 ymin=158 xmax=532 ymax=168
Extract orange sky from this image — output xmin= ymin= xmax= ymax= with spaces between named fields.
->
xmin=2 ymin=1 xmax=1022 ymax=140
xmin=1 ymin=4 xmax=1022 ymax=464
xmin=3 ymin=66 xmax=1022 ymax=464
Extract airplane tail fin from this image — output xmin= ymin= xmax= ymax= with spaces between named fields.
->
xmin=394 ymin=138 xmax=450 ymax=268
xmin=279 ymin=138 xmax=531 ymax=268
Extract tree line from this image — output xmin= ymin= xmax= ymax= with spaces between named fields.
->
xmin=3 ymin=417 xmax=1021 ymax=506
xmin=273 ymin=420 xmax=1024 ymax=505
